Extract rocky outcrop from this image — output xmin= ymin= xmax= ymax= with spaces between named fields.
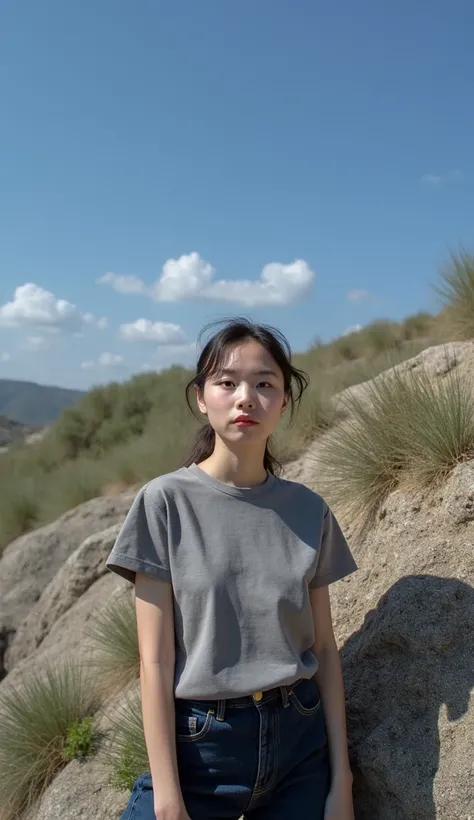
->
xmin=5 ymin=524 xmax=122 ymax=671
xmin=0 ymin=492 xmax=135 ymax=679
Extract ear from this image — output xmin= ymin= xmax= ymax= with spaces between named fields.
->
xmin=195 ymin=385 xmax=207 ymax=416
xmin=280 ymin=393 xmax=290 ymax=415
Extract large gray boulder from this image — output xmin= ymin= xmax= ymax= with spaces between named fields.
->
xmin=5 ymin=523 xmax=122 ymax=671
xmin=0 ymin=491 xmax=134 ymax=678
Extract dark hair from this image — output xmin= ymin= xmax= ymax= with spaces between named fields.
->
xmin=183 ymin=317 xmax=309 ymax=475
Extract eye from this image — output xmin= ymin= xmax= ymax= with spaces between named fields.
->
xmin=217 ymin=380 xmax=235 ymax=387
xmin=258 ymin=381 xmax=273 ymax=388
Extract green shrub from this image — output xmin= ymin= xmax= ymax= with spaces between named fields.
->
xmin=86 ymin=594 xmax=139 ymax=695
xmin=318 ymin=356 xmax=474 ymax=531
xmin=104 ymin=687 xmax=148 ymax=792
xmin=0 ymin=663 xmax=99 ymax=818
xmin=0 ymin=479 xmax=40 ymax=553
xmin=361 ymin=320 xmax=402 ymax=355
xmin=63 ymin=716 xmax=96 ymax=760
xmin=38 ymin=457 xmax=108 ymax=523
xmin=435 ymin=249 xmax=474 ymax=339
xmin=401 ymin=311 xmax=434 ymax=341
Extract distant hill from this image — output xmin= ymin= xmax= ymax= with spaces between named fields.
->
xmin=0 ymin=380 xmax=84 ymax=425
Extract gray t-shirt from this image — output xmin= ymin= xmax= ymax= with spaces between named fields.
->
xmin=106 ymin=463 xmax=357 ymax=700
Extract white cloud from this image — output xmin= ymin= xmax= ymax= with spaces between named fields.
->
xmin=342 ymin=324 xmax=362 ymax=336
xmin=420 ymin=169 xmax=463 ymax=187
xmin=119 ymin=319 xmax=186 ymax=344
xmin=346 ymin=289 xmax=369 ymax=302
xmin=20 ymin=335 xmax=49 ymax=351
xmin=83 ymin=313 xmax=108 ymax=330
xmin=1 ymin=352 xmax=11 ymax=363
xmin=0 ymin=284 xmax=107 ymax=333
xmin=99 ymin=252 xmax=315 ymax=307
xmin=80 ymin=352 xmax=124 ymax=370
xmin=97 ymin=272 xmax=148 ymax=295
xmin=98 ymin=352 xmax=124 ymax=367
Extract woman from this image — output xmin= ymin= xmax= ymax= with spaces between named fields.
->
xmin=106 ymin=317 xmax=358 ymax=820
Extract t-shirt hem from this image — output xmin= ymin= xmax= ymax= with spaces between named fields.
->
xmin=106 ymin=552 xmax=171 ymax=585
xmin=309 ymin=562 xmax=358 ymax=588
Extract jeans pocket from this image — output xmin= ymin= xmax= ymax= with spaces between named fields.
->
xmin=175 ymin=703 xmax=215 ymax=743
xmin=289 ymin=677 xmax=322 ymax=716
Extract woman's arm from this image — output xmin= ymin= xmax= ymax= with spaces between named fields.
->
xmin=135 ymin=572 xmax=188 ymax=818
xmin=310 ymin=585 xmax=353 ymax=786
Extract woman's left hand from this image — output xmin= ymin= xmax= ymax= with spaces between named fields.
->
xmin=324 ymin=777 xmax=355 ymax=820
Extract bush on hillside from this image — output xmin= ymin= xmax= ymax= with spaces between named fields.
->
xmin=0 ymin=664 xmax=99 ymax=818
xmin=361 ymin=320 xmax=402 ymax=354
xmin=401 ymin=311 xmax=434 ymax=341
xmin=318 ymin=356 xmax=474 ymax=531
xmin=86 ymin=593 xmax=139 ymax=696
xmin=0 ymin=478 xmax=40 ymax=551
xmin=435 ymin=249 xmax=474 ymax=339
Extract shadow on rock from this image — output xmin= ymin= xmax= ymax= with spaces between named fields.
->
xmin=342 ymin=575 xmax=474 ymax=820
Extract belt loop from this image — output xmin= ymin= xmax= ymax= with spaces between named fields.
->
xmin=279 ymin=685 xmax=290 ymax=708
xmin=216 ymin=699 xmax=226 ymax=721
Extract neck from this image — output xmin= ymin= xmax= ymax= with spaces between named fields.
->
xmin=197 ymin=436 xmax=268 ymax=487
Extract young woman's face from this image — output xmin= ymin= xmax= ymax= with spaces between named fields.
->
xmin=196 ymin=339 xmax=288 ymax=445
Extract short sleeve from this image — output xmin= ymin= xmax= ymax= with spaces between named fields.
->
xmin=105 ymin=486 xmax=171 ymax=585
xmin=309 ymin=502 xmax=358 ymax=589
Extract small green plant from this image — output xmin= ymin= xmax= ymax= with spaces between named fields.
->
xmin=63 ymin=716 xmax=96 ymax=760
xmin=103 ymin=687 xmax=149 ymax=792
xmin=0 ymin=663 xmax=99 ymax=818
xmin=109 ymin=744 xmax=140 ymax=792
xmin=86 ymin=593 xmax=139 ymax=695
xmin=435 ymin=248 xmax=474 ymax=339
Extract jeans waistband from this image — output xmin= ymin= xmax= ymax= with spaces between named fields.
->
xmin=176 ymin=679 xmax=304 ymax=722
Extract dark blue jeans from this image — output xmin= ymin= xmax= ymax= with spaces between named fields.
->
xmin=120 ymin=677 xmax=331 ymax=819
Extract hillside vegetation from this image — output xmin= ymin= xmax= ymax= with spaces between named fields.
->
xmin=0 ymin=250 xmax=472 ymax=556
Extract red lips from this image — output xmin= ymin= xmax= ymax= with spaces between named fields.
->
xmin=234 ymin=415 xmax=258 ymax=424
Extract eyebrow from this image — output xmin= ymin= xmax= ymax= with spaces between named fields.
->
xmin=215 ymin=368 xmax=280 ymax=378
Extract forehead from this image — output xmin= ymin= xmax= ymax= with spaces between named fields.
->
xmin=217 ymin=339 xmax=282 ymax=375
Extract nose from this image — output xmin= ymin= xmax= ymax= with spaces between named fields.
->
xmin=236 ymin=384 xmax=256 ymax=409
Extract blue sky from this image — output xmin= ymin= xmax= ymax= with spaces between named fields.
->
xmin=1 ymin=0 xmax=472 ymax=390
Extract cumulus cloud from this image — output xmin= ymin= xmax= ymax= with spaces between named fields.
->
xmin=99 ymin=252 xmax=315 ymax=307
xmin=97 ymin=272 xmax=148 ymax=295
xmin=81 ymin=352 xmax=124 ymax=370
xmin=0 ymin=284 xmax=107 ymax=334
xmin=1 ymin=352 xmax=11 ymax=363
xmin=119 ymin=319 xmax=187 ymax=344
xmin=346 ymin=289 xmax=369 ymax=302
